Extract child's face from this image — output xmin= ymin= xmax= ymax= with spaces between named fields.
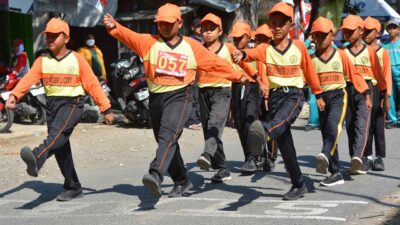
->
xmin=233 ymin=34 xmax=250 ymax=50
xmin=157 ymin=20 xmax=182 ymax=39
xmin=363 ymin=29 xmax=379 ymax=45
xmin=201 ymin=22 xmax=222 ymax=44
xmin=254 ymin=35 xmax=270 ymax=45
xmin=387 ymin=25 xmax=400 ymax=39
xmin=45 ymin=32 xmax=69 ymax=52
xmin=312 ymin=31 xmax=334 ymax=50
xmin=343 ymin=28 xmax=363 ymax=44
xmin=269 ymin=13 xmax=292 ymax=40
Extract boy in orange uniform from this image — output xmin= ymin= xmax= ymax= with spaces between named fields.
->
xmin=228 ymin=21 xmax=263 ymax=173
xmin=362 ymin=16 xmax=392 ymax=171
xmin=341 ymin=15 xmax=388 ymax=175
xmin=252 ymin=24 xmax=277 ymax=172
xmin=6 ymin=18 xmax=113 ymax=201
xmin=104 ymin=4 xmax=247 ymax=197
xmin=310 ymin=17 xmax=371 ymax=186
xmin=196 ymin=13 xmax=257 ymax=182
xmin=233 ymin=2 xmax=324 ymax=200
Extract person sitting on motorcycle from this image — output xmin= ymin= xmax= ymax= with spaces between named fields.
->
xmin=6 ymin=39 xmax=30 ymax=90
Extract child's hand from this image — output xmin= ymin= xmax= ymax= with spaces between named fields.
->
xmin=381 ymin=94 xmax=390 ymax=112
xmin=104 ymin=112 xmax=114 ymax=125
xmin=232 ymin=50 xmax=243 ymax=64
xmin=5 ymin=95 xmax=16 ymax=110
xmin=316 ymin=98 xmax=326 ymax=111
xmin=365 ymin=94 xmax=372 ymax=111
xmin=239 ymin=75 xmax=249 ymax=84
xmin=103 ymin=13 xmax=116 ymax=29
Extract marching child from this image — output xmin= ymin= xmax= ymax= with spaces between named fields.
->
xmin=104 ymin=4 xmax=247 ymax=197
xmin=228 ymin=21 xmax=262 ymax=174
xmin=310 ymin=17 xmax=371 ymax=186
xmin=196 ymin=13 xmax=260 ymax=182
xmin=252 ymin=24 xmax=278 ymax=172
xmin=362 ymin=16 xmax=392 ymax=171
xmin=6 ymin=18 xmax=114 ymax=201
xmin=340 ymin=15 xmax=388 ymax=175
xmin=232 ymin=2 xmax=324 ymax=200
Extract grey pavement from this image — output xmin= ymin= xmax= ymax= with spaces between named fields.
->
xmin=0 ymin=119 xmax=399 ymax=225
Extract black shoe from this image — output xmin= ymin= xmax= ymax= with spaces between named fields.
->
xmin=197 ymin=153 xmax=211 ymax=171
xmin=282 ymin=184 xmax=307 ymax=200
xmin=362 ymin=157 xmax=373 ymax=172
xmin=263 ymin=158 xmax=275 ymax=172
xmin=241 ymin=158 xmax=257 ymax=174
xmin=168 ymin=180 xmax=193 ymax=198
xmin=372 ymin=157 xmax=385 ymax=171
xmin=20 ymin=147 xmax=39 ymax=177
xmin=256 ymin=156 xmax=266 ymax=169
xmin=57 ymin=188 xmax=83 ymax=201
xmin=248 ymin=120 xmax=267 ymax=156
xmin=304 ymin=124 xmax=316 ymax=131
xmin=320 ymin=172 xmax=344 ymax=187
xmin=142 ymin=172 xmax=162 ymax=198
xmin=211 ymin=168 xmax=232 ymax=183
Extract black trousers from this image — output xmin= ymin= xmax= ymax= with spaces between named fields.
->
xmin=365 ymin=85 xmax=386 ymax=158
xmin=199 ymin=87 xmax=231 ymax=169
xmin=149 ymin=86 xmax=192 ymax=185
xmin=260 ymin=98 xmax=278 ymax=161
xmin=318 ymin=89 xmax=347 ymax=174
xmin=186 ymin=80 xmax=201 ymax=126
xmin=231 ymin=82 xmax=260 ymax=160
xmin=346 ymin=82 xmax=372 ymax=158
xmin=260 ymin=87 xmax=304 ymax=188
xmin=33 ymin=96 xmax=84 ymax=191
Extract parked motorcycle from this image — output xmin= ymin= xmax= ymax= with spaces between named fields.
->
xmin=110 ymin=52 xmax=150 ymax=126
xmin=0 ymin=75 xmax=46 ymax=133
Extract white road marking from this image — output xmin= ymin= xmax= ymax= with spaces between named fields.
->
xmin=0 ymin=197 xmax=368 ymax=222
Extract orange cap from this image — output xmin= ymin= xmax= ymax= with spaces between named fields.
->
xmin=340 ymin=15 xmax=363 ymax=30
xmin=364 ymin=16 xmax=381 ymax=32
xmin=310 ymin=16 xmax=335 ymax=34
xmin=228 ymin=21 xmax=252 ymax=38
xmin=252 ymin=24 xmax=273 ymax=38
xmin=42 ymin=18 xmax=69 ymax=35
xmin=200 ymin=13 xmax=222 ymax=30
xmin=268 ymin=2 xmax=293 ymax=21
xmin=154 ymin=3 xmax=181 ymax=23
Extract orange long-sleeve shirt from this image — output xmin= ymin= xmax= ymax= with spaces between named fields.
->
xmin=343 ymin=45 xmax=387 ymax=92
xmin=242 ymin=40 xmax=323 ymax=95
xmin=337 ymin=49 xmax=369 ymax=93
xmin=11 ymin=51 xmax=111 ymax=112
xmin=108 ymin=22 xmax=243 ymax=93
xmin=376 ymin=46 xmax=392 ymax=96
xmin=198 ymin=43 xmax=255 ymax=87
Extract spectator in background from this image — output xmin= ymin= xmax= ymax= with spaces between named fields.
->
xmin=190 ymin=18 xmax=203 ymax=43
xmin=10 ymin=39 xmax=30 ymax=79
xmin=382 ymin=19 xmax=400 ymax=129
xmin=78 ymin=34 xmax=107 ymax=81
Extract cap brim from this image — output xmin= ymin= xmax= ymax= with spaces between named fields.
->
xmin=268 ymin=10 xmax=292 ymax=20
xmin=154 ymin=16 xmax=179 ymax=23
xmin=340 ymin=24 xmax=358 ymax=30
xmin=387 ymin=22 xmax=399 ymax=27
xmin=228 ymin=31 xmax=247 ymax=38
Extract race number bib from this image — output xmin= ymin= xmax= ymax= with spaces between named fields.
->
xmin=155 ymin=51 xmax=188 ymax=77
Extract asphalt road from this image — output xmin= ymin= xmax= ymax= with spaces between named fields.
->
xmin=0 ymin=119 xmax=399 ymax=225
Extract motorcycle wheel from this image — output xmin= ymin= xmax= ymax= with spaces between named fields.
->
xmin=0 ymin=107 xmax=14 ymax=133
xmin=30 ymin=105 xmax=46 ymax=125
